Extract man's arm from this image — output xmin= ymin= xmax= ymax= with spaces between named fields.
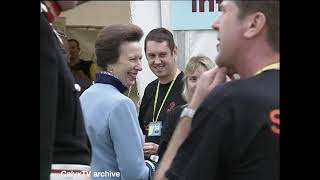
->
xmin=138 ymin=85 xmax=150 ymax=134
xmin=154 ymin=67 xmax=228 ymax=180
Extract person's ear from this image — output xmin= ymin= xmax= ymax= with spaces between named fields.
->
xmin=172 ymin=46 xmax=178 ymax=60
xmin=243 ymin=12 xmax=266 ymax=39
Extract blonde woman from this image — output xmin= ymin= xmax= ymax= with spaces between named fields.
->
xmin=157 ymin=56 xmax=216 ymax=160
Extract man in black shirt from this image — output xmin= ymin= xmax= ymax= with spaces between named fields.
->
xmin=155 ymin=1 xmax=279 ymax=180
xmin=68 ymin=39 xmax=96 ymax=94
xmin=139 ymin=28 xmax=186 ymax=159
xmin=68 ymin=39 xmax=96 ymax=81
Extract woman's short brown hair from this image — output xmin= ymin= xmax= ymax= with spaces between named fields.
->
xmin=95 ymin=24 xmax=143 ymax=70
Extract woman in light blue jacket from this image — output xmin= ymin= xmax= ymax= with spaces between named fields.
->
xmin=80 ymin=24 xmax=155 ymax=180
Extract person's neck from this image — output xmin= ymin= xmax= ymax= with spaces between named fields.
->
xmin=235 ymin=44 xmax=279 ymax=79
xmin=69 ymin=57 xmax=80 ymax=66
xmin=159 ymin=68 xmax=180 ymax=84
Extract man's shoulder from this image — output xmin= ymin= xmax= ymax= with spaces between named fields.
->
xmin=203 ymin=71 xmax=279 ymax=108
xmin=217 ymin=71 xmax=278 ymax=95
xmin=145 ymin=78 xmax=159 ymax=91
xmin=175 ymin=71 xmax=185 ymax=86
xmin=177 ymin=71 xmax=184 ymax=80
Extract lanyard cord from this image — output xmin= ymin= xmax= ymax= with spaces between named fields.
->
xmin=153 ymin=70 xmax=180 ymax=122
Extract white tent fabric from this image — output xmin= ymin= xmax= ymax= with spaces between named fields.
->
xmin=59 ymin=1 xmax=131 ymax=62
xmin=60 ymin=1 xmax=130 ymax=27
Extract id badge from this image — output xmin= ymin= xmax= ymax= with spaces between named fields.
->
xmin=148 ymin=121 xmax=162 ymax=136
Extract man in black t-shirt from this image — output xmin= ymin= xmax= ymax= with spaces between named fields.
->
xmin=68 ymin=39 xmax=97 ymax=80
xmin=139 ymin=28 xmax=186 ymax=159
xmin=68 ymin=39 xmax=96 ymax=94
xmin=166 ymin=70 xmax=279 ymax=180
xmin=155 ymin=1 xmax=279 ymax=180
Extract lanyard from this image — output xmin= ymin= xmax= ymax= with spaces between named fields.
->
xmin=153 ymin=70 xmax=180 ymax=123
xmin=255 ymin=62 xmax=280 ymax=76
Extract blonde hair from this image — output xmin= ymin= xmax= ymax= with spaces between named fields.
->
xmin=182 ymin=56 xmax=216 ymax=102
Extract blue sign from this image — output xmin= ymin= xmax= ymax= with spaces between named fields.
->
xmin=171 ymin=0 xmax=222 ymax=30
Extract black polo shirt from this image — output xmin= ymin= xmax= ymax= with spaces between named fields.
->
xmin=139 ymin=72 xmax=187 ymax=145
xmin=70 ymin=59 xmax=94 ymax=80
xmin=166 ymin=70 xmax=279 ymax=180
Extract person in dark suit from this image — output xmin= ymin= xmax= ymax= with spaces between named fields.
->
xmin=40 ymin=1 xmax=91 ymax=180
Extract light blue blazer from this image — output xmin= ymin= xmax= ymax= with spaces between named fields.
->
xmin=80 ymin=83 xmax=150 ymax=180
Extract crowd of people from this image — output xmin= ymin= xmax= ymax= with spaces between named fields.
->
xmin=41 ymin=0 xmax=279 ymax=180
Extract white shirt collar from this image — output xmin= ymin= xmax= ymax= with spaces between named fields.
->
xmin=40 ymin=2 xmax=48 ymax=13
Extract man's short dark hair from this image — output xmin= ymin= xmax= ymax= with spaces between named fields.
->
xmin=68 ymin=39 xmax=80 ymax=49
xmin=234 ymin=0 xmax=279 ymax=52
xmin=95 ymin=24 xmax=143 ymax=70
xmin=144 ymin=28 xmax=176 ymax=55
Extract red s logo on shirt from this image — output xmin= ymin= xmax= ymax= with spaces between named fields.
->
xmin=167 ymin=102 xmax=176 ymax=112
xmin=270 ymin=109 xmax=280 ymax=135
